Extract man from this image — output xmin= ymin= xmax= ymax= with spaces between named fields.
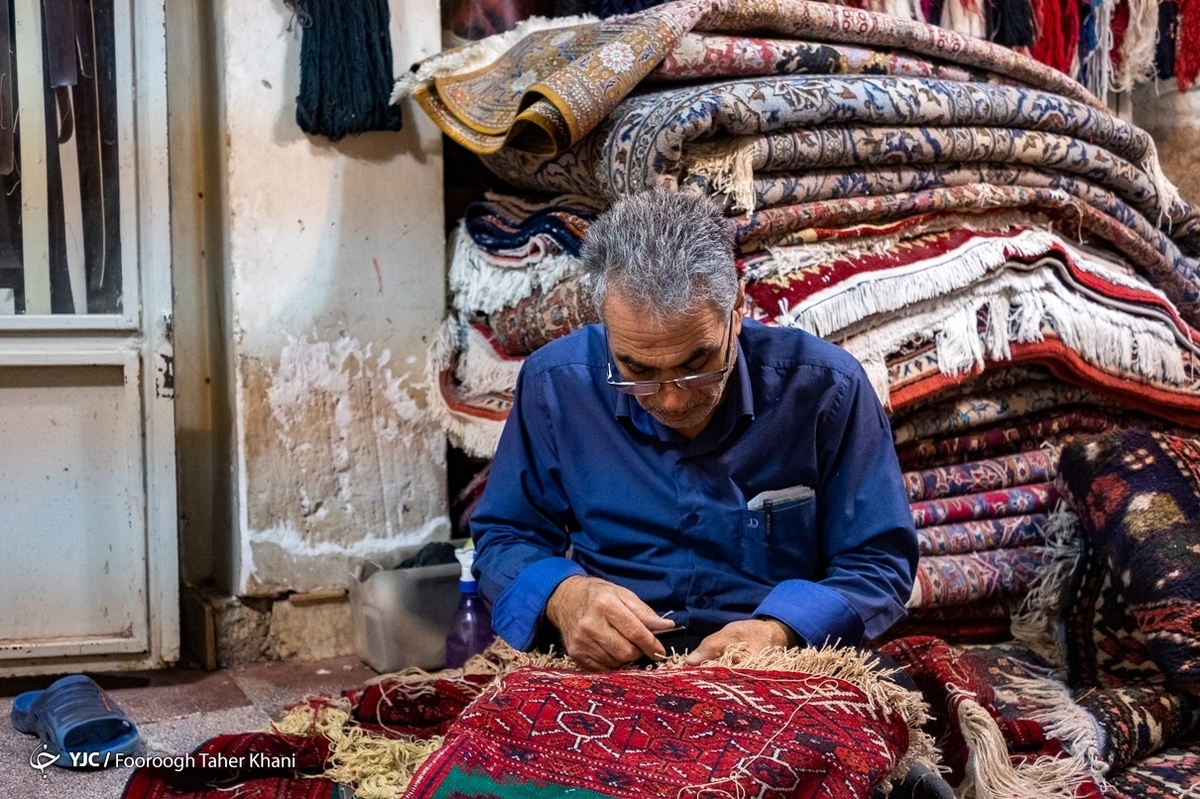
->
xmin=471 ymin=188 xmax=917 ymax=671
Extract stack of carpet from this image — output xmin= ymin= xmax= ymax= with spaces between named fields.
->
xmin=892 ymin=447 xmax=1069 ymax=643
xmin=398 ymin=3 xmax=1200 ymax=790
xmin=414 ymin=0 xmax=1200 ymax=480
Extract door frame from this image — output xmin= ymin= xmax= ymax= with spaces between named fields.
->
xmin=0 ymin=0 xmax=177 ymax=676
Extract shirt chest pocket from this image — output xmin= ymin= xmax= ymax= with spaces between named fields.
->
xmin=739 ymin=497 xmax=819 ymax=582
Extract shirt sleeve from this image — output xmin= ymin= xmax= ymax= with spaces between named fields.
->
xmin=470 ymin=363 xmax=586 ymax=650
xmin=755 ymin=367 xmax=917 ymax=645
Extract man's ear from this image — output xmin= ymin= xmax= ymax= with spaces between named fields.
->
xmin=734 ymin=280 xmax=746 ymax=334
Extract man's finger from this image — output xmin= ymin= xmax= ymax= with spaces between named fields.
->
xmin=591 ymin=622 xmax=647 ymax=668
xmin=616 ymin=592 xmax=677 ymax=632
xmin=607 ymin=606 xmax=666 ymax=661
xmin=684 ymin=633 xmax=727 ymax=666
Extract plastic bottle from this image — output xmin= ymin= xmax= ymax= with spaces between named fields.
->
xmin=444 ymin=542 xmax=494 ymax=668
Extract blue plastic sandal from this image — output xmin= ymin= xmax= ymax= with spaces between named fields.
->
xmin=10 ymin=674 xmax=139 ymax=767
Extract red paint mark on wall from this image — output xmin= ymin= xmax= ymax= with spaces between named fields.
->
xmin=373 ymin=258 xmax=384 ymax=294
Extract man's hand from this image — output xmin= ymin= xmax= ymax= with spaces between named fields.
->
xmin=684 ymin=619 xmax=799 ymax=666
xmin=546 ymin=576 xmax=677 ymax=671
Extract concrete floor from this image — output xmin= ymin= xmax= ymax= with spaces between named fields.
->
xmin=0 ymin=655 xmax=378 ymax=799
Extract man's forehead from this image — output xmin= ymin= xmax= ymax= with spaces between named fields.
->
xmin=603 ymin=294 xmax=723 ymax=335
xmin=604 ymin=302 xmax=725 ymax=367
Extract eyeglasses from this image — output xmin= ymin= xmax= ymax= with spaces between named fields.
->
xmin=605 ymin=312 xmax=736 ymax=396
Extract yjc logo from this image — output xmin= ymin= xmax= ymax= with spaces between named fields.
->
xmin=29 ymin=743 xmax=59 ymax=777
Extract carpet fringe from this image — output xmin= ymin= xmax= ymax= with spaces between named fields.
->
xmin=423 ymin=315 xmax=506 ymax=459
xmin=771 ymin=229 xmax=1057 ymax=338
xmin=989 ymin=672 xmax=1111 ymax=788
xmin=686 ymin=137 xmax=758 ymax=213
xmin=1011 ymin=505 xmax=1084 ymax=667
xmin=456 ymin=324 xmax=523 ymax=396
xmin=390 ymin=14 xmax=598 ymax=104
xmin=1143 ymin=139 xmax=1187 ymax=226
xmin=448 ymin=226 xmax=582 ymax=315
xmin=954 ymin=695 xmax=1098 ymax=799
xmin=287 ymin=640 xmax=939 ymax=798
xmin=835 ymin=262 xmax=1187 ymax=404
xmin=274 ymin=703 xmax=444 ymax=799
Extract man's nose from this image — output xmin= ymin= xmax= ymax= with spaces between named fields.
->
xmin=657 ymin=382 xmax=691 ymax=411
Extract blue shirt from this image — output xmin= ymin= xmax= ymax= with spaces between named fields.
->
xmin=470 ymin=318 xmax=917 ymax=651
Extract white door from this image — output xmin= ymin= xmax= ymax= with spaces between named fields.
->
xmin=0 ymin=0 xmax=176 ymax=675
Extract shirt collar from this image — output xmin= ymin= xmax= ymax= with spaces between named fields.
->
xmin=613 ymin=332 xmax=755 ymax=444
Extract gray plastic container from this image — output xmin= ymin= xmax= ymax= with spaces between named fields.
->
xmin=349 ymin=554 xmax=462 ymax=673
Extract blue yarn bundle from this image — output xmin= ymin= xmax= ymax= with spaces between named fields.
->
xmin=287 ymin=0 xmax=403 ymax=141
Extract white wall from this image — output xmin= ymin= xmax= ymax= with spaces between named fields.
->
xmin=1133 ymin=83 xmax=1200 ymax=206
xmin=215 ymin=0 xmax=449 ymax=596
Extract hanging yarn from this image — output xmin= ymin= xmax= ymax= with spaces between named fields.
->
xmin=1113 ymin=0 xmax=1159 ymax=91
xmin=922 ymin=0 xmax=948 ymax=25
xmin=286 ymin=0 xmax=403 ymax=142
xmin=1157 ymin=0 xmax=1179 ymax=78
xmin=1032 ymin=0 xmax=1081 ymax=75
xmin=1176 ymin=0 xmax=1200 ymax=89
xmin=1079 ymin=0 xmax=1114 ymax=98
xmin=988 ymin=0 xmax=1037 ymax=46
xmin=941 ymin=0 xmax=987 ymax=39
xmin=1110 ymin=0 xmax=1129 ymax=77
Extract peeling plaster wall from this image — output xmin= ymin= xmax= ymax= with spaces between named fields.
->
xmin=1133 ymin=85 xmax=1200 ymax=206
xmin=219 ymin=0 xmax=448 ymax=596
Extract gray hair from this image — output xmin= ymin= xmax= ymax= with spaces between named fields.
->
xmin=581 ymin=188 xmax=738 ymax=321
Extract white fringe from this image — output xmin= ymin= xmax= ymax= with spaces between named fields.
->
xmin=448 ymin=226 xmax=583 ymax=315
xmin=939 ymin=0 xmax=986 ymax=39
xmin=772 ymin=228 xmax=1060 ymax=337
xmin=990 ymin=673 xmax=1111 ymax=789
xmin=1010 ymin=506 xmax=1084 ymax=668
xmin=1112 ymin=0 xmax=1159 ymax=92
xmin=456 ymin=324 xmax=525 ymax=396
xmin=390 ymin=14 xmax=598 ymax=104
xmin=685 ymin=138 xmax=758 ymax=213
xmin=834 ymin=264 xmax=1187 ymax=404
xmin=423 ymin=316 xmax=507 ymax=459
xmin=1143 ymin=138 xmax=1188 ymax=226
xmin=955 ymin=695 xmax=1099 ymax=799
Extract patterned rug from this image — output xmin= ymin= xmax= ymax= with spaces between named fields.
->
xmin=892 ymin=382 xmax=1111 ymax=446
xmin=909 ymin=547 xmax=1047 ymax=608
xmin=653 ymin=31 xmax=998 ymax=84
xmin=916 ymin=515 xmax=1049 ymax=556
xmin=704 ymin=127 xmax=1172 ymax=223
xmin=973 ymin=640 xmax=1200 ymax=789
xmin=123 ymin=647 xmax=933 ymax=799
xmin=695 ymin=163 xmax=1198 ymax=245
xmin=122 ymin=732 xmax=335 ymax=799
xmin=463 ymin=193 xmax=600 ymax=256
xmin=403 ymin=0 xmax=1102 ymax=157
xmin=1058 ymin=428 xmax=1200 ymax=696
xmin=895 ymin=407 xmax=1117 ymax=470
xmin=403 ymin=659 xmax=928 ymax=798
xmin=903 ymin=449 xmax=1058 ymax=502
xmin=1108 ymin=742 xmax=1200 ymax=797
xmin=881 ymin=636 xmax=1105 ymax=797
xmin=487 ymin=274 xmax=599 ymax=356
xmin=909 ymin=483 xmax=1061 ymax=527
